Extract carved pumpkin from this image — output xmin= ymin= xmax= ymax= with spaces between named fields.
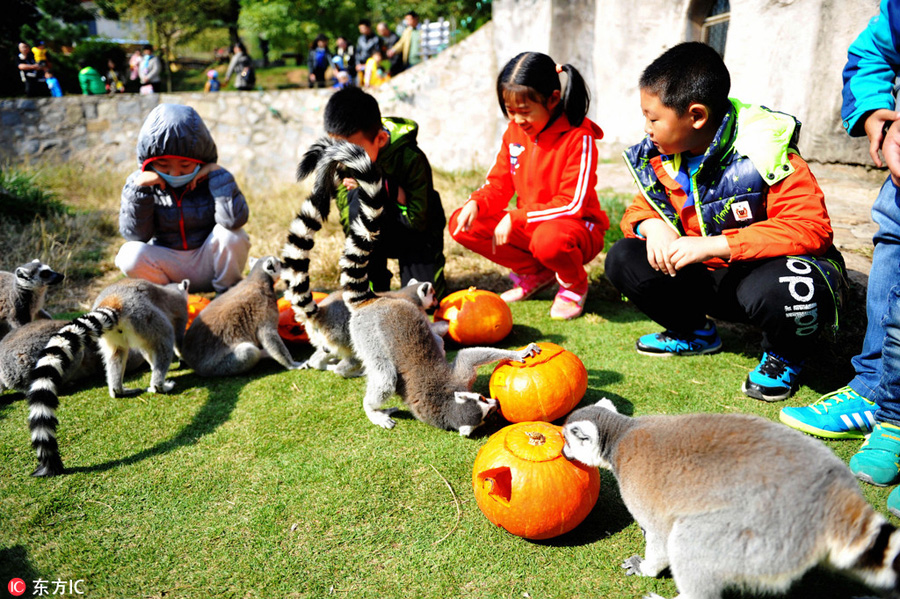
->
xmin=277 ymin=292 xmax=329 ymax=343
xmin=186 ymin=294 xmax=211 ymax=330
xmin=433 ymin=287 xmax=513 ymax=345
xmin=489 ymin=342 xmax=587 ymax=423
xmin=472 ymin=421 xmax=600 ymax=540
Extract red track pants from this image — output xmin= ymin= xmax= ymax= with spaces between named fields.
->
xmin=449 ymin=208 xmax=606 ymax=288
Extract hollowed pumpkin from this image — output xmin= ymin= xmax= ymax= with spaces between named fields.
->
xmin=277 ymin=292 xmax=328 ymax=343
xmin=186 ymin=294 xmax=211 ymax=330
xmin=472 ymin=421 xmax=600 ymax=540
xmin=489 ymin=342 xmax=587 ymax=423
xmin=433 ymin=287 xmax=512 ymax=345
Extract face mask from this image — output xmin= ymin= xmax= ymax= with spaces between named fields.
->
xmin=152 ymin=164 xmax=200 ymax=188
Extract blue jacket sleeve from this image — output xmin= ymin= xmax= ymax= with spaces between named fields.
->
xmin=208 ymin=168 xmax=249 ymax=230
xmin=119 ymin=170 xmax=157 ymax=242
xmin=841 ymin=0 xmax=900 ymax=137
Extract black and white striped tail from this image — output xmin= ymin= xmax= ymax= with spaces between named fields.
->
xmin=281 ymin=136 xmax=385 ymax=319
xmin=339 ymin=160 xmax=387 ymax=311
xmin=27 ymin=307 xmax=119 ymax=477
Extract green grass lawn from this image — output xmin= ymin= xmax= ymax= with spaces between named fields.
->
xmin=0 ymin=284 xmax=888 ymax=599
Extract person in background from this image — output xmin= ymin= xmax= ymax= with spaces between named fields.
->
xmin=224 ymin=42 xmax=254 ymax=91
xmin=363 ymin=48 xmax=391 ymax=88
xmin=204 ymin=69 xmax=221 ymax=92
xmin=333 ymin=36 xmax=355 ymax=82
xmin=307 ymin=34 xmax=332 ymax=88
xmin=376 ymin=22 xmax=402 ymax=77
xmin=355 ymin=19 xmax=380 ymax=86
xmin=127 ymin=50 xmax=142 ymax=93
xmin=106 ymin=58 xmax=124 ymax=93
xmin=17 ymin=42 xmax=48 ymax=98
xmin=388 ymin=11 xmax=422 ymax=73
xmin=78 ymin=59 xmax=106 ymax=95
xmin=44 ymin=69 xmax=62 ymax=97
xmin=139 ymin=44 xmax=163 ymax=93
xmin=31 ymin=41 xmax=48 ymax=67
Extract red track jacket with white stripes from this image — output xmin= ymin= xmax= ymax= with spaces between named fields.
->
xmin=468 ymin=114 xmax=607 ymax=229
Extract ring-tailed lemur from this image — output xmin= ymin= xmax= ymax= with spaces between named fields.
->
xmin=562 ymin=399 xmax=900 ymax=599
xmin=183 ymin=256 xmax=302 ymax=376
xmin=280 ymin=137 xmax=444 ymax=378
xmin=0 ymin=319 xmax=144 ymax=394
xmin=0 ymin=260 xmax=64 ymax=340
xmin=27 ymin=278 xmax=189 ymax=476
xmin=334 ymin=147 xmax=539 ymax=436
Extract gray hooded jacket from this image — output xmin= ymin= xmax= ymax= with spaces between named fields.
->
xmin=120 ymin=103 xmax=249 ymax=251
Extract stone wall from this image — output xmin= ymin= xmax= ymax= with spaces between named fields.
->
xmin=0 ymin=24 xmax=499 ymax=185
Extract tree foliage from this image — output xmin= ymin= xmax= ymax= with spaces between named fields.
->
xmin=239 ymin=0 xmax=492 ymax=56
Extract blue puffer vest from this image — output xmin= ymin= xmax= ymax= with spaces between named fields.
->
xmin=623 ymin=99 xmax=801 ymax=237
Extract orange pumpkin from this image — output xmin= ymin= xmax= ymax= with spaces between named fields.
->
xmin=277 ymin=292 xmax=329 ymax=343
xmin=186 ymin=294 xmax=211 ymax=330
xmin=489 ymin=342 xmax=587 ymax=423
xmin=433 ymin=287 xmax=513 ymax=345
xmin=472 ymin=421 xmax=600 ymax=540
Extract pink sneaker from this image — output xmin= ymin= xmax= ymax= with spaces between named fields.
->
xmin=499 ymin=270 xmax=556 ymax=303
xmin=550 ymin=285 xmax=588 ymax=320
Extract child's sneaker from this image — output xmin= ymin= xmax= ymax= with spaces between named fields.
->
xmin=635 ymin=321 xmax=722 ymax=356
xmin=778 ymin=386 xmax=876 ymax=439
xmin=741 ymin=352 xmax=803 ymax=402
xmin=550 ymin=285 xmax=587 ymax=320
xmin=500 ymin=269 xmax=555 ymax=303
xmin=888 ymin=486 xmax=900 ymax=518
xmin=849 ymin=422 xmax=900 ymax=486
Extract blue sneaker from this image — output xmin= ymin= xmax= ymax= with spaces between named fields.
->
xmin=887 ymin=486 xmax=900 ymax=518
xmin=850 ymin=422 xmax=900 ymax=486
xmin=779 ymin=386 xmax=876 ymax=439
xmin=635 ymin=321 xmax=722 ymax=356
xmin=741 ymin=352 xmax=803 ymax=402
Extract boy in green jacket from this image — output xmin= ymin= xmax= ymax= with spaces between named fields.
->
xmin=324 ymin=87 xmax=447 ymax=298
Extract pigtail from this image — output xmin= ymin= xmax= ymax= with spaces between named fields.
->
xmin=497 ymin=52 xmax=591 ymax=127
xmin=558 ymin=64 xmax=590 ymax=127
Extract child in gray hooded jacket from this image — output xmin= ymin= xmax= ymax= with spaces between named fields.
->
xmin=115 ymin=103 xmax=250 ymax=293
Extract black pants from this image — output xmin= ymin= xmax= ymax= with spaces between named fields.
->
xmin=347 ymin=189 xmax=447 ymax=299
xmin=605 ymin=237 xmax=843 ymax=361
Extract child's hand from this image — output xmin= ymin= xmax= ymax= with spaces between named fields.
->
xmin=396 ymin=186 xmax=406 ymax=206
xmin=641 ymin=219 xmax=679 ymax=275
xmin=187 ymin=163 xmax=220 ymax=191
xmin=864 ymin=108 xmax=900 ymax=168
xmin=135 ymin=170 xmax=166 ymax=189
xmin=492 ymin=213 xmax=513 ymax=253
xmin=452 ymin=200 xmax=479 ymax=236
xmin=883 ymin=119 xmax=900 ymax=186
xmin=343 ymin=177 xmax=359 ymax=191
xmin=666 ymin=236 xmax=731 ymax=271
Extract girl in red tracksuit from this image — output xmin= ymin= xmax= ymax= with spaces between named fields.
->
xmin=450 ymin=52 xmax=609 ymax=320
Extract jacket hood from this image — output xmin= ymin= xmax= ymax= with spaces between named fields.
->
xmin=137 ymin=103 xmax=218 ymax=166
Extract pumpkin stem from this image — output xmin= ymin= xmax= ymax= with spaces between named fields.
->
xmin=525 ymin=431 xmax=546 ymax=446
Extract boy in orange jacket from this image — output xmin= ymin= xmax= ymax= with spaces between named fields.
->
xmin=605 ymin=42 xmax=845 ymax=401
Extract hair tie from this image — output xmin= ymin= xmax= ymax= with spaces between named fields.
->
xmin=555 ymin=63 xmax=564 ymax=74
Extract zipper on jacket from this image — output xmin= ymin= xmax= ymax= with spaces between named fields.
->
xmin=172 ymin=189 xmax=188 ymax=250
xmin=621 ymin=151 xmax=681 ymax=236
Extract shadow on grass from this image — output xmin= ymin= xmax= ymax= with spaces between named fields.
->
xmin=65 ymin=355 xmax=309 ymax=475
xmin=0 ymin=544 xmax=45 ymax=592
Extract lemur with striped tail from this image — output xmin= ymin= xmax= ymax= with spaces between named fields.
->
xmin=27 ymin=278 xmax=188 ymax=476
xmin=280 ymin=137 xmax=443 ymax=378
xmin=0 ymin=259 xmax=64 ymax=341
xmin=562 ymin=399 xmax=900 ymax=599
xmin=334 ymin=147 xmax=539 ymax=435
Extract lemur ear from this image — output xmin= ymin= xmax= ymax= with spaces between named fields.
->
xmin=596 ymin=398 xmax=618 ymax=413
xmin=264 ymin=256 xmax=281 ymax=277
xmin=180 ymin=279 xmax=190 ymax=292
xmin=248 ymin=256 xmax=258 ymax=270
